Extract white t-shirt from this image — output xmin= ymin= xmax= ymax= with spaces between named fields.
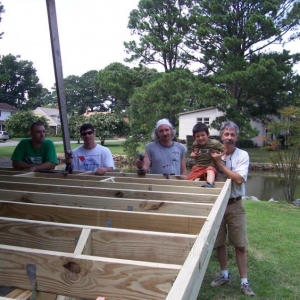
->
xmin=72 ymin=144 xmax=115 ymax=172
xmin=223 ymin=147 xmax=249 ymax=198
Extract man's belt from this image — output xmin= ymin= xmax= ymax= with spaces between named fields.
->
xmin=228 ymin=196 xmax=242 ymax=205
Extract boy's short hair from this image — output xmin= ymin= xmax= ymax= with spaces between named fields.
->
xmin=80 ymin=123 xmax=95 ymax=133
xmin=192 ymin=122 xmax=209 ymax=137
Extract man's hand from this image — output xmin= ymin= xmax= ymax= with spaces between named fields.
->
xmin=94 ymin=167 xmax=108 ymax=175
xmin=27 ymin=165 xmax=38 ymax=172
xmin=137 ymin=168 xmax=146 ymax=175
xmin=211 ymin=149 xmax=225 ymax=164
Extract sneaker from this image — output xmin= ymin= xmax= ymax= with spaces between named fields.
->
xmin=201 ymin=182 xmax=213 ymax=188
xmin=241 ymin=282 xmax=255 ymax=297
xmin=210 ymin=273 xmax=230 ymax=287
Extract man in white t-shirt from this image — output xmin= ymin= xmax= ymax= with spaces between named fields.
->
xmin=210 ymin=121 xmax=255 ymax=297
xmin=70 ymin=123 xmax=115 ymax=175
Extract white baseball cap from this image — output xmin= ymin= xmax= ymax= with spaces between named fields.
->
xmin=156 ymin=118 xmax=173 ymax=129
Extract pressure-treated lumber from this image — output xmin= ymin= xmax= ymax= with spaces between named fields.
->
xmin=166 ymin=179 xmax=231 ymax=299
xmin=0 ymin=174 xmax=222 ymax=195
xmin=0 ymin=245 xmax=181 ymax=299
xmin=0 ymin=189 xmax=213 ymax=216
xmin=0 ymin=169 xmax=231 ymax=299
xmin=0 ymin=201 xmax=206 ymax=234
xmin=18 ymin=171 xmax=226 ymax=188
xmin=0 ymin=217 xmax=196 ymax=264
xmin=0 ymin=180 xmax=217 ymax=203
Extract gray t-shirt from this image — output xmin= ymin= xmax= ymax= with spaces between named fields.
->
xmin=145 ymin=141 xmax=187 ymax=175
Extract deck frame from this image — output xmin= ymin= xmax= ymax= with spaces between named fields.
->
xmin=0 ymin=169 xmax=231 ymax=300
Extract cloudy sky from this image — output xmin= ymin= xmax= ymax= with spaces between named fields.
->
xmin=1 ymin=0 xmax=299 ymax=91
xmin=0 ymin=0 xmax=142 ymax=90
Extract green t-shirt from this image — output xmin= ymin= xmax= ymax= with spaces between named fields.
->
xmin=192 ymin=139 xmax=224 ymax=167
xmin=11 ymin=138 xmax=58 ymax=165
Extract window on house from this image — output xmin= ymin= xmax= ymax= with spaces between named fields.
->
xmin=197 ymin=117 xmax=210 ymax=125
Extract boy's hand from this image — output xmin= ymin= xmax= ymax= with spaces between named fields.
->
xmin=190 ymin=147 xmax=198 ymax=158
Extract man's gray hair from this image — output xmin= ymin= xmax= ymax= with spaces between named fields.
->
xmin=220 ymin=121 xmax=240 ymax=136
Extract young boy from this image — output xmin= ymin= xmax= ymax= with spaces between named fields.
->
xmin=187 ymin=123 xmax=224 ymax=187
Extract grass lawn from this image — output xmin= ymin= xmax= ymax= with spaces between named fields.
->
xmin=246 ymin=147 xmax=271 ymax=163
xmin=198 ymin=201 xmax=300 ymax=299
xmin=0 ymin=139 xmax=144 ymax=157
xmin=0 ymin=139 xmax=268 ymax=163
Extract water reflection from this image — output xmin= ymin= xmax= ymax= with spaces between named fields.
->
xmin=246 ymin=172 xmax=300 ymax=201
xmin=117 ymin=168 xmax=299 ymax=201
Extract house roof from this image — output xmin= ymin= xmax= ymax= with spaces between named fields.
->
xmin=0 ymin=102 xmax=18 ymax=112
xmin=34 ymin=107 xmax=60 ymax=125
xmin=83 ymin=110 xmax=111 ymax=117
xmin=178 ymin=107 xmax=216 ymax=116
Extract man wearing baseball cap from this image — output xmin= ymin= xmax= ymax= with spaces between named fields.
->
xmin=136 ymin=118 xmax=187 ymax=175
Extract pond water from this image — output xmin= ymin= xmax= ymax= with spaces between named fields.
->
xmin=246 ymin=172 xmax=300 ymax=201
xmin=57 ymin=164 xmax=299 ymax=201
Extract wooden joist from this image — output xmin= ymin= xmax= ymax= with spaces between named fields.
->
xmin=0 ymin=189 xmax=213 ymax=216
xmin=0 ymin=168 xmax=231 ymax=299
xmin=0 ymin=180 xmax=217 ymax=203
xmin=0 ymin=201 xmax=206 ymax=234
xmin=0 ymin=218 xmax=196 ymax=264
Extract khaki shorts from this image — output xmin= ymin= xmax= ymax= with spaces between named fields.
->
xmin=214 ymin=199 xmax=248 ymax=248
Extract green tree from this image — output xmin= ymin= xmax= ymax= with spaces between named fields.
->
xmin=264 ymin=106 xmax=300 ymax=202
xmin=5 ymin=111 xmax=49 ymax=137
xmin=188 ymin=0 xmax=300 ymax=133
xmin=88 ymin=113 xmax=129 ymax=144
xmin=63 ymin=70 xmax=100 ymax=115
xmin=96 ymin=63 xmax=137 ymax=113
xmin=67 ymin=115 xmax=86 ymax=143
xmin=124 ymin=0 xmax=192 ymax=71
xmin=0 ymin=54 xmax=43 ymax=109
xmin=22 ymin=88 xmax=56 ymax=110
xmin=128 ymin=68 xmax=196 ymax=136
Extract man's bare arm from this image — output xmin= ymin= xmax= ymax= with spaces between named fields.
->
xmin=12 ymin=161 xmax=56 ymax=171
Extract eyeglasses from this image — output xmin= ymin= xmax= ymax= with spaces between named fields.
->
xmin=81 ymin=131 xmax=93 ymax=136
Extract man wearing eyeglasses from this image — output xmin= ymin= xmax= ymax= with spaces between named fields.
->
xmin=210 ymin=121 xmax=255 ymax=297
xmin=71 ymin=123 xmax=115 ymax=175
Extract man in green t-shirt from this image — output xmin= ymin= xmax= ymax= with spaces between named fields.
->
xmin=11 ymin=122 xmax=58 ymax=172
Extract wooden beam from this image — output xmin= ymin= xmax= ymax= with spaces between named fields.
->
xmin=2 ymin=289 xmax=32 ymax=299
xmin=0 ymin=218 xmax=81 ymax=253
xmin=166 ymin=179 xmax=232 ymax=299
xmin=74 ymin=228 xmax=91 ymax=255
xmin=0 ymin=175 xmax=222 ymax=195
xmin=0 ymin=181 xmax=217 ymax=203
xmin=21 ymin=171 xmax=226 ymax=188
xmin=0 ymin=201 xmax=206 ymax=234
xmin=0 ymin=169 xmax=26 ymax=175
xmin=0 ymin=189 xmax=213 ymax=216
xmin=0 ymin=217 xmax=196 ymax=265
xmin=0 ymin=244 xmax=181 ymax=299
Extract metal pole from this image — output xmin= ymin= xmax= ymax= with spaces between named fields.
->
xmin=46 ymin=0 xmax=71 ymax=154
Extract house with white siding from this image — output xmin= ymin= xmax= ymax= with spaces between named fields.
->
xmin=33 ymin=107 xmax=60 ymax=135
xmin=0 ymin=103 xmax=18 ymax=131
xmin=178 ymin=107 xmax=266 ymax=147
